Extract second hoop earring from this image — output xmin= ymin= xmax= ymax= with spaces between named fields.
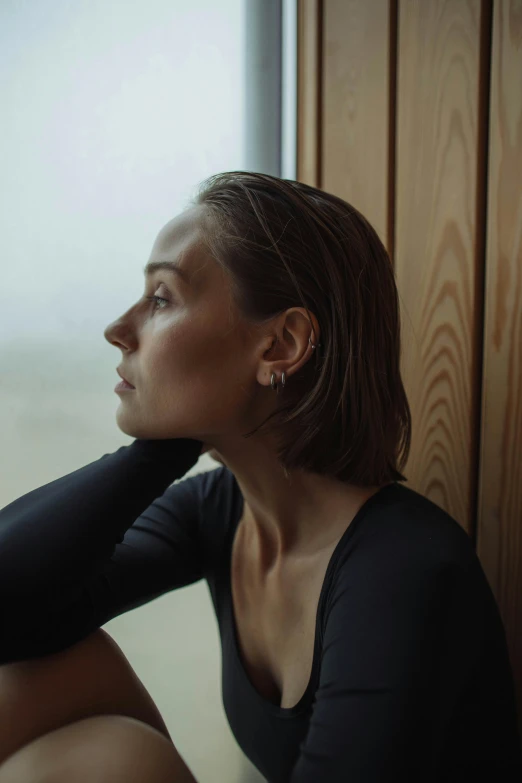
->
xmin=270 ymin=334 xmax=321 ymax=392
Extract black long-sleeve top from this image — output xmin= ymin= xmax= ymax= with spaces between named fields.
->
xmin=1 ymin=438 xmax=521 ymax=782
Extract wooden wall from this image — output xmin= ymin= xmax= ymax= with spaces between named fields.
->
xmin=297 ymin=0 xmax=522 ymax=741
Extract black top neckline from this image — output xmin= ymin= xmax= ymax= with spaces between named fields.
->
xmin=225 ymin=474 xmax=403 ymax=718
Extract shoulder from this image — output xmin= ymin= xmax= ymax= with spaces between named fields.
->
xmin=325 ymin=483 xmax=482 ymax=610
xmin=318 ymin=484 xmax=499 ymax=677
xmin=352 ymin=482 xmax=475 ymax=568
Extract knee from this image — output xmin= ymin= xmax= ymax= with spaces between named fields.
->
xmin=63 ymin=715 xmax=180 ymax=781
xmin=0 ymin=715 xmax=183 ymax=783
xmin=53 ymin=715 xmax=175 ymax=777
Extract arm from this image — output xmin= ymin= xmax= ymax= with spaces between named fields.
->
xmin=1 ymin=437 xmax=203 ymax=665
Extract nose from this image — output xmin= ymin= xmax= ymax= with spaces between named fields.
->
xmin=103 ymin=319 xmax=119 ymax=345
xmin=104 ymin=300 xmax=140 ymax=349
xmin=104 ymin=311 xmax=132 ymax=347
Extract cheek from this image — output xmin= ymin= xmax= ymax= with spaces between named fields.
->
xmin=142 ymin=322 xmax=192 ymax=376
xmin=144 ymin=326 xmax=228 ymax=392
xmin=140 ymin=304 xmax=243 ymax=396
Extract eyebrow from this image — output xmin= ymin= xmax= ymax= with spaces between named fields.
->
xmin=143 ymin=260 xmax=191 ymax=285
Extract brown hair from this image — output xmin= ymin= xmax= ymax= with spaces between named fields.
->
xmin=191 ymin=171 xmax=411 ymax=486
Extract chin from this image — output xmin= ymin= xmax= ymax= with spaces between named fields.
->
xmin=114 ymin=412 xmax=160 ymax=442
xmin=115 ymin=416 xmax=138 ymax=439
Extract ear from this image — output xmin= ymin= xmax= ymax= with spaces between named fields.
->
xmin=255 ymin=308 xmax=321 ymax=387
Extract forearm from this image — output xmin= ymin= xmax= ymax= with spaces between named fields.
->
xmin=0 ymin=438 xmax=201 ymax=601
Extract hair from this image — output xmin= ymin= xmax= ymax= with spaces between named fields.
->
xmin=190 ymin=171 xmax=411 ymax=487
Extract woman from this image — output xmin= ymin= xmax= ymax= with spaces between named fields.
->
xmin=1 ymin=171 xmax=521 ymax=782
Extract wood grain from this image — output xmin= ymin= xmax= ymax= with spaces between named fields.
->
xmin=321 ymin=0 xmax=393 ymax=245
xmin=476 ymin=0 xmax=522 ymax=736
xmin=297 ymin=0 xmax=322 ymax=187
xmin=394 ymin=0 xmax=484 ymax=535
xmin=296 ymin=0 xmax=522 ymax=742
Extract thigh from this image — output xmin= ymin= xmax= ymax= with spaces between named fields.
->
xmin=0 ymin=715 xmax=198 ymax=783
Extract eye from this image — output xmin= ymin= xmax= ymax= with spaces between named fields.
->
xmin=146 ymin=295 xmax=170 ymax=312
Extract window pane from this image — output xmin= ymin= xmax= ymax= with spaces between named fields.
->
xmin=0 ymin=2 xmax=268 ymax=782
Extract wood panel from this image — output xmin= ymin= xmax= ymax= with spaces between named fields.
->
xmin=476 ymin=0 xmax=522 ymax=735
xmin=297 ymin=0 xmax=522 ymax=749
xmin=321 ymin=0 xmax=393 ymax=246
xmin=297 ymin=0 xmax=322 ymax=187
xmin=394 ymin=0 xmax=485 ymax=536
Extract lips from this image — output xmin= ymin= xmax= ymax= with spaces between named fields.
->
xmin=116 ymin=367 xmax=135 ymax=388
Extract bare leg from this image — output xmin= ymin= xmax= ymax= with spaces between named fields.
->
xmin=0 ymin=629 xmax=172 ymax=765
xmin=0 ymin=715 xmax=198 ymax=783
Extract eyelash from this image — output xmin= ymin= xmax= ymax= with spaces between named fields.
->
xmin=146 ymin=295 xmax=170 ymax=312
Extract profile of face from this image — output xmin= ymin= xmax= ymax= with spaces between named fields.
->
xmin=103 ymin=205 xmax=274 ymax=461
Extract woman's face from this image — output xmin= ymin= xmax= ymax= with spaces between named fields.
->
xmin=103 ymin=205 xmax=268 ymax=447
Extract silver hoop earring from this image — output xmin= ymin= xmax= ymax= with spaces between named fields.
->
xmin=270 ymin=332 xmax=321 ymax=392
xmin=270 ymin=370 xmax=285 ymax=393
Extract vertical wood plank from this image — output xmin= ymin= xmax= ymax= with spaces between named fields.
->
xmin=297 ymin=0 xmax=322 ymax=187
xmin=394 ymin=0 xmax=484 ymax=535
xmin=321 ymin=0 xmax=393 ymax=245
xmin=476 ymin=0 xmax=522 ymax=736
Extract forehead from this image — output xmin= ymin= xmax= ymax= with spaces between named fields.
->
xmin=153 ymin=207 xmax=202 ymax=258
xmin=148 ymin=207 xmax=213 ymax=287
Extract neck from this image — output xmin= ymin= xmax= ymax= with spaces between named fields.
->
xmin=208 ymin=438 xmax=389 ymax=562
